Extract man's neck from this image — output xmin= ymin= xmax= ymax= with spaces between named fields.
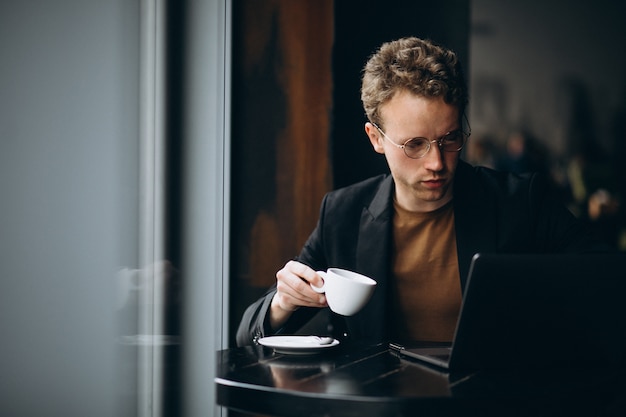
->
xmin=394 ymin=188 xmax=453 ymax=213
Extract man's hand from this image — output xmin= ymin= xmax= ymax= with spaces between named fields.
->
xmin=269 ymin=260 xmax=327 ymax=330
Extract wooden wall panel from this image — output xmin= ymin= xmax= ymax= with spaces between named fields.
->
xmin=231 ymin=0 xmax=333 ymax=338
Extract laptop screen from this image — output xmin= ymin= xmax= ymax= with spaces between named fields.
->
xmin=448 ymin=252 xmax=626 ymax=371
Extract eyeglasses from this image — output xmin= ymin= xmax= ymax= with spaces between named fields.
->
xmin=372 ymin=121 xmax=470 ymax=159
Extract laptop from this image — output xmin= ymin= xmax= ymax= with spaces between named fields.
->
xmin=390 ymin=252 xmax=626 ymax=372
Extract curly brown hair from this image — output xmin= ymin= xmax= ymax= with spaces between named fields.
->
xmin=361 ymin=37 xmax=468 ymax=127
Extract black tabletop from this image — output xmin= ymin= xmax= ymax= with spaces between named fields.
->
xmin=216 ymin=342 xmax=626 ymax=417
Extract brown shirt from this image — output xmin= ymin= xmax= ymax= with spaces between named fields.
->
xmin=389 ymin=200 xmax=462 ymax=342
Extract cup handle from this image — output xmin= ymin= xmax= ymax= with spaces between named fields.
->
xmin=311 ymin=271 xmax=326 ymax=293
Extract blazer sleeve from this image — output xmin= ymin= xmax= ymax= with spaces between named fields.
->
xmin=235 ymin=288 xmax=275 ymax=346
xmin=235 ymin=196 xmax=332 ymax=347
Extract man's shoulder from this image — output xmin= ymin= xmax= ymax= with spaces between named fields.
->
xmin=455 ymin=161 xmax=562 ymax=220
xmin=323 ymin=174 xmax=392 ymax=211
xmin=457 ymin=160 xmax=537 ymax=193
xmin=330 ymin=174 xmax=390 ymax=195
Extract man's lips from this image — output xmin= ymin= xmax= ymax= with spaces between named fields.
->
xmin=422 ymin=178 xmax=446 ymax=188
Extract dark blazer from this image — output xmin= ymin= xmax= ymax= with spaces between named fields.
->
xmin=236 ymin=160 xmax=605 ymax=346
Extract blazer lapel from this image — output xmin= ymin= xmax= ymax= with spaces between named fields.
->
xmin=349 ymin=176 xmax=394 ymax=341
xmin=453 ymin=161 xmax=498 ymax=291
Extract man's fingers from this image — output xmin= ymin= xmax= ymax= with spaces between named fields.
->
xmin=278 ymin=272 xmax=325 ymax=306
xmin=276 ymin=262 xmax=326 ymax=310
xmin=285 ymin=260 xmax=324 ymax=288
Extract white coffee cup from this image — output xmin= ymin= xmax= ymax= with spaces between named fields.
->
xmin=311 ymin=268 xmax=377 ymax=316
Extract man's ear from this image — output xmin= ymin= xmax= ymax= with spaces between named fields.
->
xmin=365 ymin=122 xmax=385 ymax=154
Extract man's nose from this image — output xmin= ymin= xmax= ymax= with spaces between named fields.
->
xmin=422 ymin=140 xmax=444 ymax=170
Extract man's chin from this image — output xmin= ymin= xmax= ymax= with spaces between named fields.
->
xmin=415 ymin=187 xmax=453 ymax=206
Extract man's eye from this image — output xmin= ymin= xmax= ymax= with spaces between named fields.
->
xmin=443 ymin=132 xmax=462 ymax=144
xmin=405 ymin=139 xmax=427 ymax=149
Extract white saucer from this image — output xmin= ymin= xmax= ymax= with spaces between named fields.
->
xmin=258 ymin=336 xmax=340 ymax=355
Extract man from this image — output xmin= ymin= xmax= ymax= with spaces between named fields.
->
xmin=236 ymin=37 xmax=604 ymax=347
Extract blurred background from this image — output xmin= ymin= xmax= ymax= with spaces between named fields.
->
xmin=468 ymin=0 xmax=626 ymax=250
xmin=1 ymin=0 xmax=625 ymax=416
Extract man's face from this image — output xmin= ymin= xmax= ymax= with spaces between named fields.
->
xmin=365 ymin=91 xmax=461 ymax=212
